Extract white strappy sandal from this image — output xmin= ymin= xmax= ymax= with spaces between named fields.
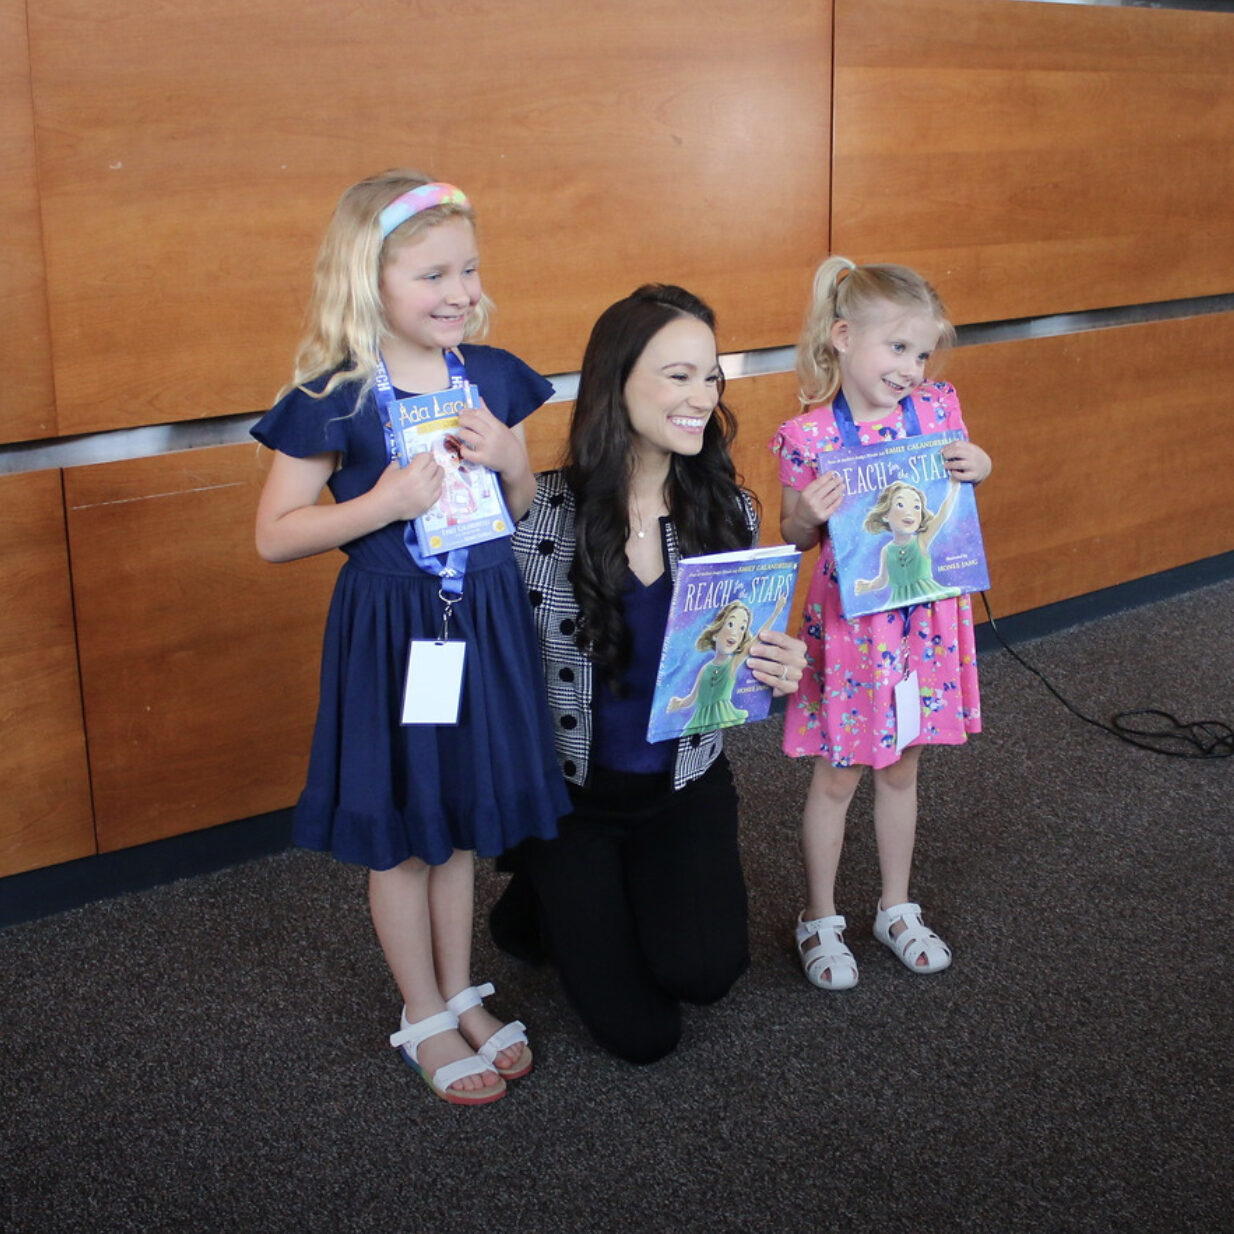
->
xmin=445 ymin=982 xmax=533 ymax=1080
xmin=795 ymin=912 xmax=859 ymax=990
xmin=389 ymin=1008 xmax=506 ymax=1105
xmin=873 ymin=901 xmax=952 ymax=974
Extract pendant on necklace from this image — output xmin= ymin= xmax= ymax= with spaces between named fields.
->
xmin=636 ymin=528 xmax=646 ymax=539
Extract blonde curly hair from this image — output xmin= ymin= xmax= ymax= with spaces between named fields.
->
xmin=283 ymin=168 xmax=492 ymax=403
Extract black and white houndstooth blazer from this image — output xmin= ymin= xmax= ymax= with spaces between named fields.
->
xmin=512 ymin=469 xmax=760 ymax=789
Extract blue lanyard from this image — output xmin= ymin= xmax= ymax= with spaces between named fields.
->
xmin=372 ymin=350 xmax=471 ymax=598
xmin=831 ymin=389 xmax=922 ymax=447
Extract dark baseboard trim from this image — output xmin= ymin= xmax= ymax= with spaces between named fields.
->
xmin=0 ymin=809 xmax=293 ymax=929
xmin=974 ymin=549 xmax=1234 ymax=653
xmin=3 ymin=549 xmax=1231 ymax=930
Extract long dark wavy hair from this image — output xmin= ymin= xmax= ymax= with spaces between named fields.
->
xmin=563 ymin=284 xmax=756 ymax=690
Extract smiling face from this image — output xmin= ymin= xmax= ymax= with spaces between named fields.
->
xmin=622 ymin=315 xmax=722 ymax=467
xmin=832 ymin=301 xmax=942 ymax=420
xmin=379 ymin=216 xmax=482 ymax=358
xmin=715 ymin=604 xmax=752 ymax=654
xmin=885 ymin=484 xmax=925 ymax=536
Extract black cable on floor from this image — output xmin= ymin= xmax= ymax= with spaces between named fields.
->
xmin=978 ymin=592 xmax=1234 ymax=760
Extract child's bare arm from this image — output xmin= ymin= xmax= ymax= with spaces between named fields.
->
xmin=781 ymin=471 xmax=845 ymax=551
xmin=255 ymin=449 xmax=442 ymax=563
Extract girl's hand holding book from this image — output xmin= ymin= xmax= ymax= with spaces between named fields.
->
xmin=454 ymin=400 xmax=535 ymax=518
xmin=455 ymin=402 xmax=522 ymax=477
xmin=941 ymin=440 xmax=992 ymax=484
xmin=799 ymin=470 xmax=846 ymax=525
xmin=781 ymin=469 xmax=846 ymax=551
xmin=373 ymin=453 xmax=444 ymax=524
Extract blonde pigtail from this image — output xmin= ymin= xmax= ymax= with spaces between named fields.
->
xmin=795 ymin=256 xmax=857 ymax=407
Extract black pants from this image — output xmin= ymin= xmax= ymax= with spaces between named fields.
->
xmin=514 ymin=755 xmax=749 ymax=1064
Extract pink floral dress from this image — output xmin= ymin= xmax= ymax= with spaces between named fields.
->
xmin=770 ymin=382 xmax=982 ymax=769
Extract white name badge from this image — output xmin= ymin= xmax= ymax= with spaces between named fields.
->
xmin=402 ymin=640 xmax=466 ymax=725
xmin=894 ymin=670 xmax=921 ymax=752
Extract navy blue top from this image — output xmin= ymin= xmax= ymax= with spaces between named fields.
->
xmin=253 ymin=344 xmax=553 ymax=579
xmin=592 ymin=570 xmax=675 ymax=775
xmin=249 ymin=345 xmax=570 ymax=869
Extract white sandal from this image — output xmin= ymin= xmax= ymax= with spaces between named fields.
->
xmin=445 ymin=982 xmax=533 ymax=1080
xmin=874 ymin=901 xmax=952 ymax=974
xmin=795 ymin=912 xmax=859 ymax=990
xmin=389 ymin=1008 xmax=506 ymax=1105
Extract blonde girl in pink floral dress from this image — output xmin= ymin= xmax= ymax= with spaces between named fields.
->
xmin=770 ymin=257 xmax=992 ymax=991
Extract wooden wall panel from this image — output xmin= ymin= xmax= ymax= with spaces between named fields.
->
xmin=833 ymin=0 xmax=1234 ymax=324
xmin=946 ymin=312 xmax=1234 ymax=617
xmin=64 ymin=446 xmax=337 ymax=851
xmin=0 ymin=0 xmax=56 ymax=444
xmin=29 ymin=0 xmax=829 ymax=436
xmin=726 ymin=372 xmax=802 ymax=537
xmin=0 ymin=471 xmax=94 ymax=877
xmin=524 ymin=401 xmax=573 ymax=478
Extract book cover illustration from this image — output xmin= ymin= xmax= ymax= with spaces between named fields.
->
xmin=823 ymin=430 xmax=989 ymax=620
xmin=386 ymin=383 xmax=514 ymax=555
xmin=647 ymin=545 xmax=802 ymax=744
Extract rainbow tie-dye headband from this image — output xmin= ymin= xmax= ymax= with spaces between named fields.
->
xmin=378 ymin=183 xmax=470 ymax=238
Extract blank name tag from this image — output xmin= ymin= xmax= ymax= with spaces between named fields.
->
xmin=402 ymin=640 xmax=466 ymax=725
xmin=894 ymin=670 xmax=921 ymax=752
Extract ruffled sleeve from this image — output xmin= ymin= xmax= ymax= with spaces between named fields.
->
xmin=458 ymin=345 xmax=555 ymax=428
xmin=769 ymin=413 xmax=825 ymax=492
xmin=251 ymin=378 xmax=364 ymax=461
xmin=911 ymin=381 xmax=967 ymax=435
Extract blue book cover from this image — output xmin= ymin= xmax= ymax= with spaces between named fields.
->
xmin=822 ymin=430 xmax=989 ymax=619
xmin=647 ymin=544 xmax=801 ymax=744
xmin=385 ymin=383 xmax=514 ymax=555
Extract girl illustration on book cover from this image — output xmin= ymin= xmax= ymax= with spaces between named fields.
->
xmin=667 ymin=593 xmax=787 ymax=735
xmin=854 ymin=478 xmax=962 ymax=607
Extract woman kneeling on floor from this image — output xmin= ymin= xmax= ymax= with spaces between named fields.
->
xmin=493 ymin=284 xmax=807 ymax=1063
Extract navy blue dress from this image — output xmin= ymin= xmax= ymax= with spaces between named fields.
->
xmin=252 ymin=345 xmax=570 ymax=870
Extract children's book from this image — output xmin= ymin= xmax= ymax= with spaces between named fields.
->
xmin=822 ymin=430 xmax=989 ymax=619
xmin=647 ymin=544 xmax=801 ymax=744
xmin=386 ymin=384 xmax=514 ymax=555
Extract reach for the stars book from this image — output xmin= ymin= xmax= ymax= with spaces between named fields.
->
xmin=647 ymin=544 xmax=801 ymax=743
xmin=386 ymin=383 xmax=514 ymax=555
xmin=823 ymin=430 xmax=989 ymax=619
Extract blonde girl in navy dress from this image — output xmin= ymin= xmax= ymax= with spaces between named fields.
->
xmin=253 ymin=170 xmax=569 ymax=1105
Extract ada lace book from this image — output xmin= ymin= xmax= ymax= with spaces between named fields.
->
xmin=823 ymin=429 xmax=989 ymax=619
xmin=647 ymin=544 xmax=801 ymax=744
xmin=386 ymin=383 xmax=514 ymax=555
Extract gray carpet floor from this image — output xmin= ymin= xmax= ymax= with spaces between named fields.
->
xmin=2 ymin=581 xmax=1231 ymax=1234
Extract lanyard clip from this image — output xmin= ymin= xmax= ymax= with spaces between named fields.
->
xmin=438 ymin=590 xmax=461 ymax=642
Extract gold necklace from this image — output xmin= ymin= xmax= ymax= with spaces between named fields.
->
xmin=630 ymin=495 xmax=648 ymax=539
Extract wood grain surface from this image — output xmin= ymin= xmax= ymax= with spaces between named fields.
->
xmin=945 ymin=312 xmax=1234 ymax=615
xmin=64 ymin=445 xmax=337 ymax=850
xmin=0 ymin=470 xmax=94 ymax=876
xmin=28 ymin=0 xmax=829 ymax=435
xmin=0 ymin=0 xmax=56 ymax=446
xmin=832 ymin=0 xmax=1234 ymax=324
